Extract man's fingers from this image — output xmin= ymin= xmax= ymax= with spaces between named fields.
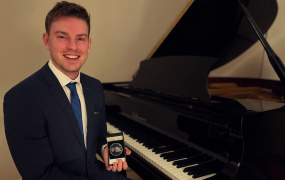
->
xmin=107 ymin=165 xmax=112 ymax=171
xmin=125 ymin=147 xmax=131 ymax=155
xmin=122 ymin=161 xmax=128 ymax=170
xmin=112 ymin=162 xmax=117 ymax=172
xmin=108 ymin=159 xmax=128 ymax=172
xmin=103 ymin=147 xmax=109 ymax=168
xmin=117 ymin=159 xmax=123 ymax=172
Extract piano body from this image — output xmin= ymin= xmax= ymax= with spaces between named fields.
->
xmin=103 ymin=0 xmax=285 ymax=179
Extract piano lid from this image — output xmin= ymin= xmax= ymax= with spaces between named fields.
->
xmin=130 ymin=56 xmax=218 ymax=101
xmin=146 ymin=0 xmax=278 ymax=69
xmin=129 ymin=0 xmax=282 ymax=100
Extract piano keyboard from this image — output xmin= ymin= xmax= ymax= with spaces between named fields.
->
xmin=107 ymin=122 xmax=220 ymax=180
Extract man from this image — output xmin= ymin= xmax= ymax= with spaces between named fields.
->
xmin=4 ymin=1 xmax=130 ymax=179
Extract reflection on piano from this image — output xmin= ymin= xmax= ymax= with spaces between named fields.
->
xmin=103 ymin=0 xmax=285 ymax=179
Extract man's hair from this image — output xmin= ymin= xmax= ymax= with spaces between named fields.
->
xmin=45 ymin=1 xmax=90 ymax=36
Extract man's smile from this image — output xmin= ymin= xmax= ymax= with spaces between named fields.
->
xmin=64 ymin=54 xmax=80 ymax=59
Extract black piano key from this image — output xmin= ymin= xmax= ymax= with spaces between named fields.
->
xmin=175 ymin=157 xmax=203 ymax=168
xmin=133 ymin=131 xmax=162 ymax=142
xmin=188 ymin=165 xmax=218 ymax=176
xmin=178 ymin=157 xmax=213 ymax=168
xmin=203 ymin=173 xmax=230 ymax=180
xmin=144 ymin=141 xmax=165 ymax=149
xmin=146 ymin=140 xmax=170 ymax=148
xmin=192 ymin=169 xmax=215 ymax=178
xmin=164 ymin=143 xmax=187 ymax=153
xmin=184 ymin=148 xmax=201 ymax=157
xmin=143 ymin=137 xmax=169 ymax=146
xmin=161 ymin=147 xmax=192 ymax=157
xmin=161 ymin=147 xmax=201 ymax=161
xmin=187 ymin=160 xmax=225 ymax=177
xmin=173 ymin=154 xmax=212 ymax=166
xmin=136 ymin=136 xmax=152 ymax=143
xmin=146 ymin=144 xmax=164 ymax=149
xmin=177 ymin=161 xmax=197 ymax=168
xmin=153 ymin=142 xmax=187 ymax=154
xmin=166 ymin=155 xmax=188 ymax=162
xmin=183 ymin=163 xmax=200 ymax=172
xmin=188 ymin=167 xmax=206 ymax=175
xmin=161 ymin=151 xmax=179 ymax=158
xmin=192 ymin=154 xmax=213 ymax=162
xmin=153 ymin=146 xmax=174 ymax=154
xmin=173 ymin=157 xmax=193 ymax=166
xmin=162 ymin=152 xmax=186 ymax=161
xmin=188 ymin=162 xmax=219 ymax=175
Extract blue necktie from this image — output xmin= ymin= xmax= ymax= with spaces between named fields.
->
xmin=66 ymin=82 xmax=84 ymax=136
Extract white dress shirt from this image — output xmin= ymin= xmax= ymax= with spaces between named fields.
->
xmin=48 ymin=60 xmax=88 ymax=148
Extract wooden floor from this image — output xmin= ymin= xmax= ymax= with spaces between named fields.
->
xmin=126 ymin=168 xmax=143 ymax=180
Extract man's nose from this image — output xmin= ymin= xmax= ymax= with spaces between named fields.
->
xmin=66 ymin=39 xmax=77 ymax=50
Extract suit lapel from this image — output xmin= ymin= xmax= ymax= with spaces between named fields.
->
xmin=41 ymin=63 xmax=86 ymax=151
xmin=81 ymin=76 xmax=95 ymax=159
xmin=81 ymin=75 xmax=105 ymax=162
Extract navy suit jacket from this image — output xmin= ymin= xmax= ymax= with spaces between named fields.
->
xmin=4 ymin=63 xmax=126 ymax=180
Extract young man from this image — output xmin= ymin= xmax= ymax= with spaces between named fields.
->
xmin=4 ymin=1 xmax=130 ymax=179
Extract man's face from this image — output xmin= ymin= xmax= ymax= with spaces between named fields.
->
xmin=43 ymin=16 xmax=91 ymax=79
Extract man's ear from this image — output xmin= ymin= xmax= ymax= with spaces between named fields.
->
xmin=43 ymin=33 xmax=50 ymax=50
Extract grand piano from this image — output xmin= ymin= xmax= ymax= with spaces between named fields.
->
xmin=103 ymin=0 xmax=285 ymax=179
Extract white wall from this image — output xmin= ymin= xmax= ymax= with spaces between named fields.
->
xmin=0 ymin=0 xmax=284 ymax=179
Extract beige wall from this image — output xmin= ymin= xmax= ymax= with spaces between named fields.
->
xmin=0 ymin=0 xmax=284 ymax=179
xmin=0 ymin=0 xmax=189 ymax=179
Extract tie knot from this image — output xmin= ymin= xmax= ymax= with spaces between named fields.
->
xmin=66 ymin=82 xmax=77 ymax=92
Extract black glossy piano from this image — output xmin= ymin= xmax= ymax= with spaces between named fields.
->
xmin=103 ymin=0 xmax=285 ymax=179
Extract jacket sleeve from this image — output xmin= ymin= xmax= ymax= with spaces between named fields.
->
xmin=3 ymin=87 xmax=90 ymax=180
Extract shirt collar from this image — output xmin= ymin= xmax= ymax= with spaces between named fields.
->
xmin=48 ymin=60 xmax=81 ymax=87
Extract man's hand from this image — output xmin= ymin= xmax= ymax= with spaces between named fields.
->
xmin=103 ymin=146 xmax=131 ymax=172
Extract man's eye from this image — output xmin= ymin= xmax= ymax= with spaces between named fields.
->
xmin=78 ymin=38 xmax=85 ymax=41
xmin=58 ymin=36 xmax=65 ymax=39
